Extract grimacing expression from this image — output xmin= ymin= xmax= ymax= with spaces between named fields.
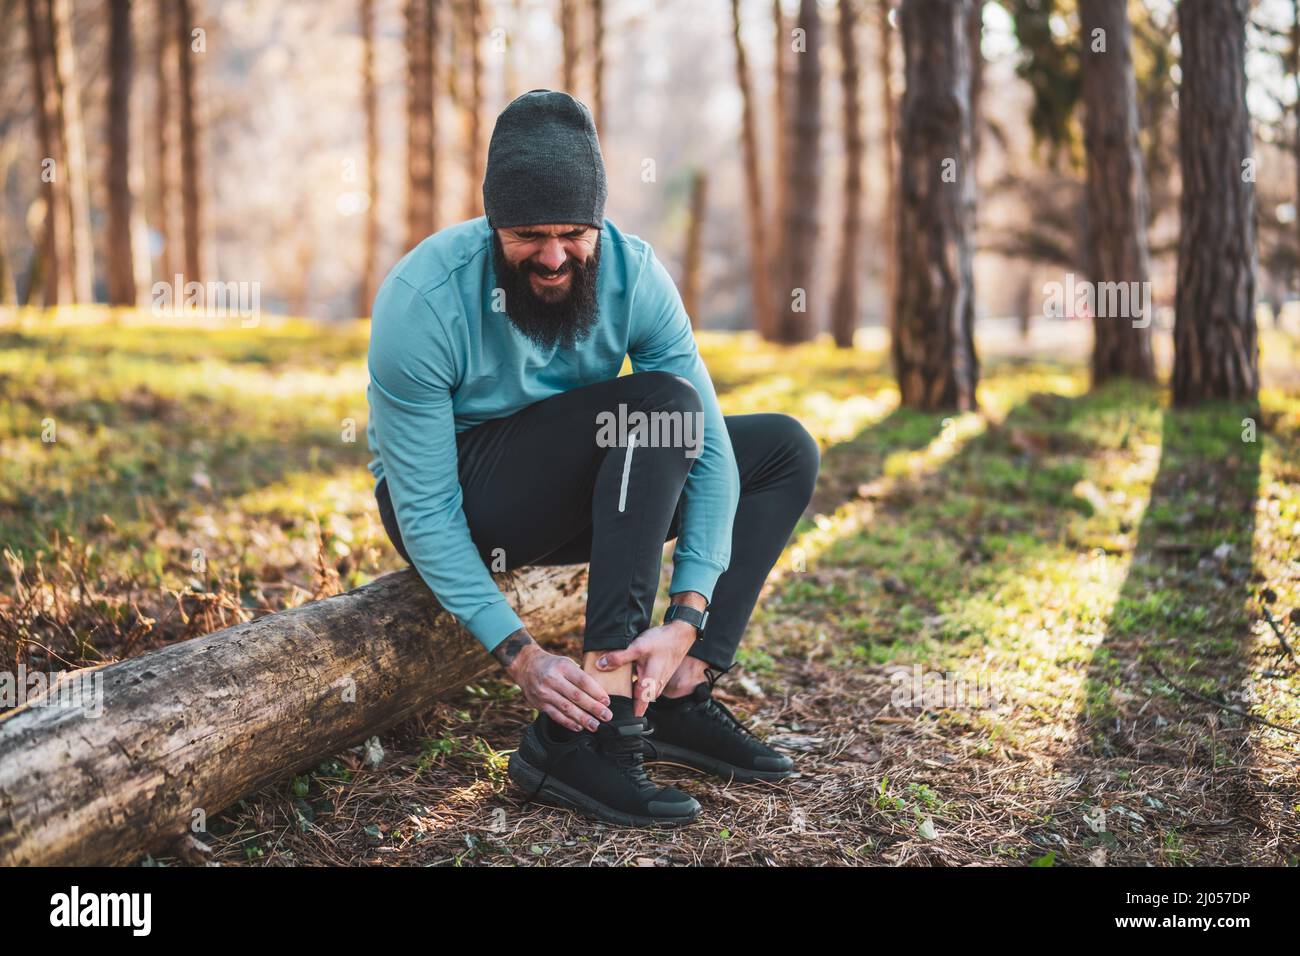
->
xmin=491 ymin=223 xmax=602 ymax=350
xmin=498 ymin=224 xmax=599 ymax=298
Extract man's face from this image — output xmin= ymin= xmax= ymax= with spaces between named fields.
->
xmin=491 ymin=223 xmax=602 ymax=350
xmin=497 ymin=224 xmax=599 ymax=301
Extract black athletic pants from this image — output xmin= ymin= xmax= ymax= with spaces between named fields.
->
xmin=375 ymin=371 xmax=820 ymax=670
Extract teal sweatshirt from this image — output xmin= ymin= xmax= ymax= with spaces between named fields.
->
xmin=365 ymin=216 xmax=740 ymax=654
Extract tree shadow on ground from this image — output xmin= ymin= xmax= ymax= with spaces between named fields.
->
xmin=758 ymin=384 xmax=1282 ymax=864
xmin=1043 ymin=399 xmax=1296 ymax=864
xmin=808 ymin=406 xmax=950 ymax=517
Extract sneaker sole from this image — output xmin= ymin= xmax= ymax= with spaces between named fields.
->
xmin=644 ymin=740 xmax=794 ymax=783
xmin=507 ymin=751 xmax=700 ymax=828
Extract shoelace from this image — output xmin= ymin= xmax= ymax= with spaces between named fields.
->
xmin=700 ymin=696 xmax=762 ymax=740
xmin=595 ymin=723 xmax=656 ymax=786
xmin=699 ymin=666 xmax=761 ymax=741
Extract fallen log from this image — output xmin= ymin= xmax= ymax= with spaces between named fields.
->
xmin=0 ymin=564 xmax=588 ymax=866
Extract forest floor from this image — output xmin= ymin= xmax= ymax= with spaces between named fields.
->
xmin=2 ymin=310 xmax=1298 ymax=866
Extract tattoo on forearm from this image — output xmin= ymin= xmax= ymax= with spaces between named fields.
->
xmin=493 ymin=628 xmax=534 ymax=669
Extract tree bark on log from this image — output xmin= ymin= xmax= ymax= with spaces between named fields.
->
xmin=0 ymin=564 xmax=588 ymax=866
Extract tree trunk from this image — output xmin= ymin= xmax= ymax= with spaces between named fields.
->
xmin=681 ymin=169 xmax=707 ymax=326
xmin=776 ymin=0 xmax=823 ymax=344
xmin=1017 ymin=272 xmax=1034 ymax=340
xmin=176 ymin=0 xmax=205 ymax=284
xmin=590 ymin=0 xmax=605 ymax=135
xmin=830 ymin=0 xmax=863 ymax=349
xmin=560 ymin=0 xmax=579 ymax=93
xmin=107 ymin=0 xmax=147 ymax=307
xmin=892 ymin=0 xmax=977 ymax=411
xmin=1079 ymin=0 xmax=1154 ymax=385
xmin=153 ymin=0 xmax=181 ymax=284
xmin=405 ymin=0 xmax=437 ymax=249
xmin=1141 ymin=15 xmax=1172 ymax=232
xmin=0 ymin=231 xmax=13 ymax=306
xmin=22 ymin=223 xmax=48 ymax=306
xmin=1172 ymin=0 xmax=1258 ymax=405
xmin=49 ymin=0 xmax=93 ymax=303
xmin=504 ymin=0 xmax=518 ymax=97
xmin=731 ymin=0 xmax=775 ymax=339
xmin=0 ymin=565 xmax=589 ymax=866
xmin=1292 ymin=0 xmax=1299 ymax=277
xmin=968 ymin=0 xmax=982 ymax=162
xmin=879 ymin=0 xmax=898 ymax=335
xmin=447 ymin=0 xmax=459 ymax=112
xmin=768 ymin=0 xmax=788 ymax=339
xmin=359 ymin=0 xmax=379 ymax=316
xmin=967 ymin=0 xmax=981 ymax=332
xmin=23 ymin=0 xmax=71 ymax=306
xmin=463 ymin=0 xmax=483 ymax=220
xmin=0 ymin=145 xmax=16 ymax=304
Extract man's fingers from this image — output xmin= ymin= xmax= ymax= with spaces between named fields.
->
xmin=552 ymin=668 xmax=613 ymax=722
xmin=569 ymin=685 xmax=614 ymax=723
xmin=635 ymin=672 xmax=661 ymax=701
xmin=632 ymin=666 xmax=666 ymax=718
xmin=595 ymin=646 xmax=639 ymax=670
xmin=561 ymin=661 xmax=613 ymax=712
xmin=544 ymin=694 xmax=597 ymax=733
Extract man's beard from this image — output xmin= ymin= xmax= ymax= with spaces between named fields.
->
xmin=491 ymin=230 xmax=601 ymax=350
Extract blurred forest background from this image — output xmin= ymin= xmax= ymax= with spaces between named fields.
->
xmin=2 ymin=0 xmax=1300 ymax=340
xmin=1 ymin=1 xmax=1299 ymax=866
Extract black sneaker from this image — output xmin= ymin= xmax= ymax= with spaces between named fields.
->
xmin=507 ymin=695 xmax=700 ymax=827
xmin=643 ymin=670 xmax=794 ymax=783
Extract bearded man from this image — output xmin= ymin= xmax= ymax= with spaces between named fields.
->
xmin=366 ymin=89 xmax=819 ymax=827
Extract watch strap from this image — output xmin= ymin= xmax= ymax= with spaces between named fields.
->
xmin=663 ymin=603 xmax=709 ymax=634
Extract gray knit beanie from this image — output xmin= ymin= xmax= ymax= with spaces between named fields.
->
xmin=482 ymin=89 xmax=607 ymax=230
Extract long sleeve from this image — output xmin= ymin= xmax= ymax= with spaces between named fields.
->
xmin=367 ymin=277 xmax=524 ymax=653
xmin=627 ymin=244 xmax=740 ymax=602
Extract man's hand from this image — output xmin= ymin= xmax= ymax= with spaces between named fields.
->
xmin=594 ymin=591 xmax=709 ymax=717
xmin=594 ymin=621 xmax=698 ymax=717
xmin=493 ymin=629 xmax=613 ymax=732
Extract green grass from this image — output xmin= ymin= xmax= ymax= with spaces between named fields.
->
xmin=765 ymin=366 xmax=1300 ymax=762
xmin=3 ymin=314 xmax=1298 ymax=815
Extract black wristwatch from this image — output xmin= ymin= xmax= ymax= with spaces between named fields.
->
xmin=663 ymin=603 xmax=709 ymax=636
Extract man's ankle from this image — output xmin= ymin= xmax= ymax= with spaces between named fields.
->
xmin=583 ymin=651 xmax=633 ymax=697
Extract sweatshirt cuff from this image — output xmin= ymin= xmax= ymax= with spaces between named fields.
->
xmin=668 ymin=556 xmax=726 ymax=605
xmin=465 ymin=600 xmax=525 ymax=654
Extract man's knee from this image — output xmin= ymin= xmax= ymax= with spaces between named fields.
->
xmin=621 ymin=370 xmax=702 ymax=416
xmin=767 ymin=414 xmax=821 ymax=501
